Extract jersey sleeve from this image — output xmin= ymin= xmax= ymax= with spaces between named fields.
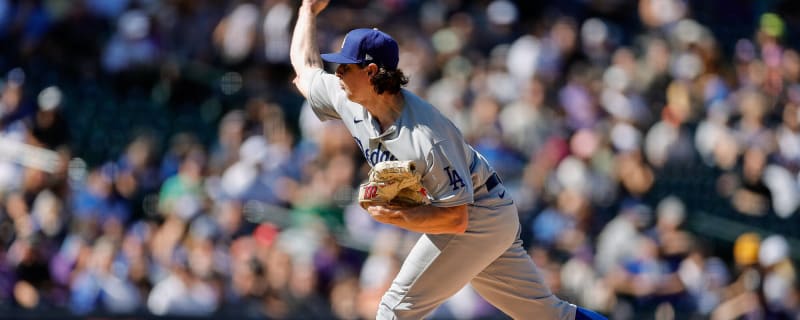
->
xmin=422 ymin=140 xmax=474 ymax=207
xmin=302 ymin=68 xmax=345 ymax=121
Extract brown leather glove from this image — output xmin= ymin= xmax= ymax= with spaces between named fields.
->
xmin=358 ymin=160 xmax=430 ymax=209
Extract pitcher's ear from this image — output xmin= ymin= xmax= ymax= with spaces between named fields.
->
xmin=367 ymin=63 xmax=379 ymax=76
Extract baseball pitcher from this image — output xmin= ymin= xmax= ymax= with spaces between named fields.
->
xmin=290 ymin=1 xmax=607 ymax=319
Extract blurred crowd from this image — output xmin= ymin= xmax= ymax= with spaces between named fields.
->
xmin=0 ymin=0 xmax=799 ymax=319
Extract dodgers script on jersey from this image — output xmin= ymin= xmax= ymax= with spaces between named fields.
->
xmin=303 ymin=69 xmax=500 ymax=208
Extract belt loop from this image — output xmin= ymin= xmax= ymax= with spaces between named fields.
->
xmin=485 ymin=173 xmax=500 ymax=191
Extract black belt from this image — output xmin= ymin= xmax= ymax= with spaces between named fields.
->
xmin=485 ymin=172 xmax=501 ymax=191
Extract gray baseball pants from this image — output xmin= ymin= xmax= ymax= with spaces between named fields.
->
xmin=376 ymin=190 xmax=577 ymax=320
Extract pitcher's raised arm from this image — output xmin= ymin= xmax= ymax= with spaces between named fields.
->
xmin=289 ymin=0 xmax=329 ymax=97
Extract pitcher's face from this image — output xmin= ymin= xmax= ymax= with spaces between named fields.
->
xmin=335 ymin=64 xmax=372 ymax=103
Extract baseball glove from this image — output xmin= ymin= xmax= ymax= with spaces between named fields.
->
xmin=358 ymin=160 xmax=430 ymax=209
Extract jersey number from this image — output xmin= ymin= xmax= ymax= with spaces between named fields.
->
xmin=444 ymin=166 xmax=466 ymax=191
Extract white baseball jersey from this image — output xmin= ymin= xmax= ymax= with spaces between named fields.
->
xmin=303 ymin=68 xmax=577 ymax=320
xmin=304 ymin=69 xmax=503 ymax=207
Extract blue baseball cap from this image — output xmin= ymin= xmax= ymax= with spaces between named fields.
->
xmin=321 ymin=28 xmax=399 ymax=70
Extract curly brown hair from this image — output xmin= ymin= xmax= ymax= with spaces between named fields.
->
xmin=367 ymin=66 xmax=409 ymax=95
